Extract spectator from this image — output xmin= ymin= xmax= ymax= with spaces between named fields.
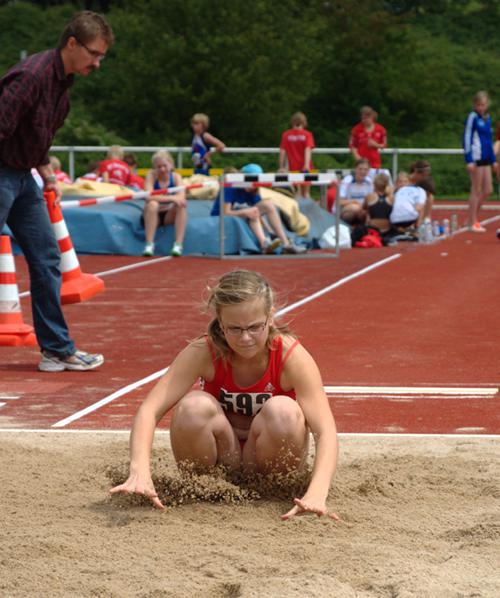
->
xmin=211 ymin=163 xmax=306 ymax=254
xmin=363 ymin=173 xmax=394 ymax=234
xmin=389 ymin=161 xmax=433 ymax=232
xmin=79 ymin=159 xmax=101 ymax=181
xmin=349 ymin=106 xmax=387 ymax=169
xmin=190 ymin=113 xmax=225 ymax=175
xmin=279 ymin=111 xmax=315 ymax=199
xmin=142 ymin=150 xmax=187 ymax=257
xmin=463 ymin=90 xmax=497 ymax=232
xmin=49 ymin=156 xmax=72 ymax=184
xmin=0 ymin=10 xmax=111 ymax=371
xmin=98 ymin=144 xmax=131 ymax=186
xmin=123 ymin=152 xmax=145 ymax=190
xmin=338 ymin=159 xmax=373 ymax=225
xmin=394 ymin=170 xmax=409 ymax=192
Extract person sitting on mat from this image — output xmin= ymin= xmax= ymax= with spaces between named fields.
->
xmin=363 ymin=172 xmax=394 ymax=235
xmin=110 ymin=269 xmax=339 ymax=520
xmin=211 ymin=163 xmax=306 ymax=254
xmin=142 ymin=150 xmax=187 ymax=257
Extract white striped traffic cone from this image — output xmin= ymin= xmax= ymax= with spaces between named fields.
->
xmin=0 ymin=235 xmax=37 ymax=346
xmin=44 ymin=190 xmax=105 ymax=304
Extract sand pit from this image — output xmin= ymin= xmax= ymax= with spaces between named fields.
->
xmin=1 ymin=431 xmax=499 ymax=597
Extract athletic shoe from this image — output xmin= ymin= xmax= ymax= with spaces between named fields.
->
xmin=496 ymin=228 xmax=500 ymax=240
xmin=283 ymin=243 xmax=307 ymax=254
xmin=38 ymin=349 xmax=104 ymax=372
xmin=143 ymin=242 xmax=155 ymax=256
xmin=470 ymin=222 xmax=486 ymax=233
xmin=170 ymin=242 xmax=183 ymax=257
xmin=262 ymin=238 xmax=282 ymax=254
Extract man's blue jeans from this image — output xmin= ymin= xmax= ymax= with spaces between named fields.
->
xmin=0 ymin=162 xmax=75 ymax=356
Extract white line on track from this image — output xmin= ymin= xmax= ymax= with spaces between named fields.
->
xmin=52 ymin=367 xmax=169 ymax=428
xmin=325 ymin=385 xmax=498 ymax=397
xmin=18 ymin=256 xmax=173 ymax=298
xmin=51 ymin=254 xmax=402 ymax=428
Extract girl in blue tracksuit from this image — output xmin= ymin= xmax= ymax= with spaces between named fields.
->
xmin=463 ymin=91 xmax=498 ymax=232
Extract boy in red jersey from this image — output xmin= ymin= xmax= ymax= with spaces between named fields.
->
xmin=279 ymin=112 xmax=315 ymax=199
xmin=349 ymin=106 xmax=387 ymax=169
xmin=111 ymin=270 xmax=339 ymax=521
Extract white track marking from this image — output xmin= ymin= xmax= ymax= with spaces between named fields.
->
xmin=51 ymin=367 xmax=168 ymax=428
xmin=325 ymin=386 xmax=497 ymax=398
xmin=278 ymin=254 xmax=401 ymax=316
xmin=51 ymin=255 xmax=402 ymax=428
xmin=18 ymin=256 xmax=173 ymax=298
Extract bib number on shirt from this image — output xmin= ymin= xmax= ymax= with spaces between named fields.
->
xmin=219 ymin=389 xmax=272 ymax=416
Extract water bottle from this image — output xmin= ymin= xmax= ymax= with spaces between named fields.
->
xmin=424 ymin=218 xmax=433 ymax=243
xmin=450 ymin=214 xmax=458 ymax=233
xmin=443 ymin=218 xmax=450 ymax=236
xmin=432 ymin=220 xmax=441 ymax=238
xmin=418 ymin=223 xmax=426 ymax=243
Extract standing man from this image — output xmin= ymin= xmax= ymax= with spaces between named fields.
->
xmin=0 ymin=11 xmax=114 ymax=372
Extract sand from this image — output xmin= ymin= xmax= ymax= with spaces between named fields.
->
xmin=1 ymin=432 xmax=499 ymax=598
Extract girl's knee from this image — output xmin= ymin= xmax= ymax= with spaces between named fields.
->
xmin=258 ymin=396 xmax=305 ymax=430
xmin=173 ymin=392 xmax=220 ymax=426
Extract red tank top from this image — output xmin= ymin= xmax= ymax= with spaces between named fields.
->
xmin=201 ymin=336 xmax=299 ymax=417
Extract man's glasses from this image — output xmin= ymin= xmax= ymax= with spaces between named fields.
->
xmin=222 ymin=318 xmax=268 ymax=337
xmin=76 ymin=38 xmax=106 ymax=62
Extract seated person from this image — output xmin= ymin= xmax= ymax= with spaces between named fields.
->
xmin=79 ymin=160 xmax=102 ymax=182
xmin=142 ymin=150 xmax=187 ymax=257
xmin=363 ymin=173 xmax=393 ymax=234
xmin=211 ymin=163 xmax=306 ymax=254
xmin=49 ymin=156 xmax=72 ymax=184
xmin=394 ymin=170 xmax=409 ymax=192
xmin=123 ymin=152 xmax=145 ymax=190
xmin=98 ymin=145 xmax=132 ymax=186
xmin=390 ymin=178 xmax=426 ymax=232
xmin=338 ymin=158 xmax=373 ymax=225
xmin=408 ymin=160 xmax=435 ymax=220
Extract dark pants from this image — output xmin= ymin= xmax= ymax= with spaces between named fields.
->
xmin=0 ymin=162 xmax=75 ymax=356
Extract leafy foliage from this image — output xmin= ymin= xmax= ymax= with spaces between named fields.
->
xmin=3 ymin=0 xmax=500 ymax=193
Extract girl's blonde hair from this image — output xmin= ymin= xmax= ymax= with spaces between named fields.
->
xmin=107 ymin=144 xmax=124 ymax=160
xmin=473 ymin=90 xmax=489 ymax=105
xmin=191 ymin=113 xmax=210 ymax=129
xmin=152 ymin=150 xmax=174 ymax=168
xmin=205 ymin=269 xmax=292 ymax=360
xmin=291 ymin=111 xmax=307 ymax=127
xmin=374 ymin=173 xmax=389 ymax=191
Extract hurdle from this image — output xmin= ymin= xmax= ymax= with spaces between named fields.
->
xmin=215 ymin=171 xmax=340 ymax=259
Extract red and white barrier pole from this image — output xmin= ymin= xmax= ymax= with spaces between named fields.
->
xmin=44 ymin=191 xmax=105 ymax=304
xmin=60 ymin=181 xmax=218 ymax=209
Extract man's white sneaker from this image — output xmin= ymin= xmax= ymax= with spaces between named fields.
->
xmin=38 ymin=350 xmax=104 ymax=372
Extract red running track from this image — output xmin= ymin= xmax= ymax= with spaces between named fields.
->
xmin=1 ymin=212 xmax=499 ymax=435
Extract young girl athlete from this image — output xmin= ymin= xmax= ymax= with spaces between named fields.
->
xmin=110 ymin=270 xmax=339 ymax=520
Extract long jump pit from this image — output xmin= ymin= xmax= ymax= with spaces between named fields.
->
xmin=1 ymin=430 xmax=498 ymax=597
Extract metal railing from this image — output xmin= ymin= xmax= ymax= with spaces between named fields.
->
xmin=50 ymin=145 xmax=464 ymax=181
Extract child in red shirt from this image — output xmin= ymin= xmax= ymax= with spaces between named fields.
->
xmin=98 ymin=145 xmax=131 ymax=186
xmin=279 ymin=112 xmax=315 ymax=199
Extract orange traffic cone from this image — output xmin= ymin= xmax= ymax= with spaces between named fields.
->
xmin=0 ymin=235 xmax=37 ymax=346
xmin=44 ymin=190 xmax=105 ymax=305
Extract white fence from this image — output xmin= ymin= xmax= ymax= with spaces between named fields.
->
xmin=51 ymin=145 xmax=464 ymax=181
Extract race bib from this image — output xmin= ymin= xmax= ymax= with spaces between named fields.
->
xmin=218 ymin=388 xmax=272 ymax=416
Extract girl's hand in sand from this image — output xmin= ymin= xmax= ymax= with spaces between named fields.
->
xmin=281 ymin=497 xmax=340 ymax=521
xmin=109 ymin=472 xmax=165 ymax=510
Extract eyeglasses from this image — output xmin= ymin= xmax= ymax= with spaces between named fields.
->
xmin=76 ymin=38 xmax=106 ymax=62
xmin=222 ymin=318 xmax=269 ymax=337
